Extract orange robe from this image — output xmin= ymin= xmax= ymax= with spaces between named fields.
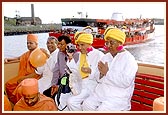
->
xmin=4 ymin=95 xmax=12 ymax=111
xmin=5 ymin=51 xmax=40 ymax=104
xmin=13 ymin=94 xmax=58 ymax=111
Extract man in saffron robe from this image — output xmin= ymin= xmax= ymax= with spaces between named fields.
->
xmin=12 ymin=36 xmax=58 ymax=103
xmin=5 ymin=34 xmax=41 ymax=104
xmin=13 ymin=78 xmax=57 ymax=111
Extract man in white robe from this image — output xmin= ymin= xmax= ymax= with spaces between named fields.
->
xmin=66 ymin=29 xmax=104 ymax=111
xmin=82 ymin=27 xmax=138 ymax=111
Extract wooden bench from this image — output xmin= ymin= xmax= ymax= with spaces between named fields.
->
xmin=131 ymin=73 xmax=164 ymax=111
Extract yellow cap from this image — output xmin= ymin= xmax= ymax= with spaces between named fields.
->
xmin=74 ymin=31 xmax=93 ymax=44
xmin=104 ymin=27 xmax=126 ymax=44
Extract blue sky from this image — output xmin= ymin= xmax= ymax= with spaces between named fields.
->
xmin=3 ymin=2 xmax=166 ymax=24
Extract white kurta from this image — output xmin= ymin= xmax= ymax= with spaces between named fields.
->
xmin=36 ymin=48 xmax=59 ymax=93
xmin=82 ymin=50 xmax=138 ymax=111
xmin=66 ymin=48 xmax=104 ymax=111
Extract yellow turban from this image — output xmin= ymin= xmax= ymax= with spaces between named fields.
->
xmin=27 ymin=34 xmax=38 ymax=43
xmin=74 ymin=31 xmax=93 ymax=44
xmin=104 ymin=27 xmax=126 ymax=44
xmin=21 ymin=78 xmax=38 ymax=96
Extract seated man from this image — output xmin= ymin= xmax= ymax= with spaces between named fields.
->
xmin=13 ymin=78 xmax=57 ymax=111
xmin=82 ymin=27 xmax=138 ymax=111
xmin=43 ymin=35 xmax=73 ymax=111
xmin=37 ymin=36 xmax=59 ymax=94
xmin=66 ymin=28 xmax=104 ymax=111
xmin=5 ymin=34 xmax=41 ymax=104
xmin=12 ymin=36 xmax=58 ymax=103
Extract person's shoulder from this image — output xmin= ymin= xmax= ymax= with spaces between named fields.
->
xmin=39 ymin=94 xmax=57 ymax=110
xmin=56 ymin=51 xmax=62 ymax=59
xmin=51 ymin=48 xmax=59 ymax=57
xmin=120 ymin=50 xmax=136 ymax=61
xmin=13 ymin=98 xmax=25 ymax=110
xmin=54 ymin=48 xmax=59 ymax=54
xmin=101 ymin=52 xmax=113 ymax=61
xmin=122 ymin=50 xmax=134 ymax=57
xmin=21 ymin=50 xmax=30 ymax=56
xmin=58 ymin=50 xmax=65 ymax=56
xmin=40 ymin=94 xmax=55 ymax=103
xmin=94 ymin=48 xmax=105 ymax=56
xmin=92 ymin=48 xmax=101 ymax=53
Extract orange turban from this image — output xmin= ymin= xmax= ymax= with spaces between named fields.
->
xmin=104 ymin=27 xmax=126 ymax=44
xmin=21 ymin=78 xmax=38 ymax=96
xmin=27 ymin=34 xmax=38 ymax=43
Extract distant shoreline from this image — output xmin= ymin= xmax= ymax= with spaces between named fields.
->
xmin=4 ymin=24 xmax=62 ymax=36
xmin=4 ymin=30 xmax=51 ymax=36
xmin=4 ymin=19 xmax=164 ymax=36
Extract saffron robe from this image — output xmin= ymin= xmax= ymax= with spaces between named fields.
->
xmin=4 ymin=95 xmax=12 ymax=111
xmin=5 ymin=51 xmax=40 ymax=104
xmin=13 ymin=94 xmax=57 ymax=111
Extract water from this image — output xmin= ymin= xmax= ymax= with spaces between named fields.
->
xmin=125 ymin=25 xmax=165 ymax=65
xmin=3 ymin=25 xmax=165 ymax=65
xmin=3 ymin=33 xmax=49 ymax=58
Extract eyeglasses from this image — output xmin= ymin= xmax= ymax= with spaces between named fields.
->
xmin=105 ymin=40 xmax=117 ymax=46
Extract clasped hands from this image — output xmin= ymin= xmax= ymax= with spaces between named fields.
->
xmin=98 ymin=61 xmax=109 ymax=79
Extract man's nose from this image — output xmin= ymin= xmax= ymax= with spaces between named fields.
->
xmin=28 ymin=99 xmax=32 ymax=104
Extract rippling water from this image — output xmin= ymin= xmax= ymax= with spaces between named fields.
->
xmin=3 ymin=25 xmax=165 ymax=65
xmin=125 ymin=25 xmax=165 ymax=65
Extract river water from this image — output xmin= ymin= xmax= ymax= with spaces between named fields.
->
xmin=3 ymin=25 xmax=165 ymax=65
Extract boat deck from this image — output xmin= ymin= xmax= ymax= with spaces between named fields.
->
xmin=3 ymin=61 xmax=165 ymax=111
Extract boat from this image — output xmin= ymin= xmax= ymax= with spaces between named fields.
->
xmin=3 ymin=61 xmax=164 ymax=111
xmin=49 ymin=12 xmax=155 ymax=49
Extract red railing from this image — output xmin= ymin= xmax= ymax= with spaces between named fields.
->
xmin=131 ymin=73 xmax=164 ymax=111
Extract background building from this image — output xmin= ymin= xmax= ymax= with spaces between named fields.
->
xmin=18 ymin=17 xmax=42 ymax=25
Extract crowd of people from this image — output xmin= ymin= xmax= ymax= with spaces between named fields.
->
xmin=4 ymin=26 xmax=138 ymax=111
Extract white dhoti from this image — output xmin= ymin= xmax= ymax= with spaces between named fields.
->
xmin=67 ymin=88 xmax=89 ymax=111
xmin=67 ymin=78 xmax=97 ymax=111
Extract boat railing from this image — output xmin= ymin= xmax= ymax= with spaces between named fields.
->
xmin=131 ymin=72 xmax=164 ymax=111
